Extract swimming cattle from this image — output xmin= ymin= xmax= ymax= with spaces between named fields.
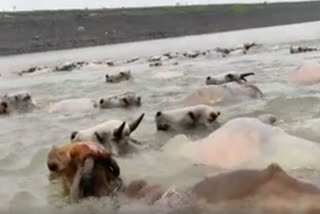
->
xmin=0 ymin=91 xmax=36 ymax=113
xmin=105 ymin=69 xmax=131 ymax=83
xmin=70 ymin=113 xmax=145 ymax=156
xmin=155 ymin=104 xmax=220 ymax=132
xmin=183 ymin=50 xmax=201 ymax=58
xmin=149 ymin=62 xmax=162 ymax=67
xmin=215 ymin=43 xmax=257 ymax=56
xmin=290 ymin=46 xmax=318 ymax=54
xmin=54 ymin=61 xmax=86 ymax=72
xmin=99 ymin=92 xmax=142 ymax=109
xmin=18 ymin=65 xmax=50 ymax=76
xmin=46 ymin=141 xmax=122 ymax=199
xmin=206 ymin=72 xmax=255 ymax=85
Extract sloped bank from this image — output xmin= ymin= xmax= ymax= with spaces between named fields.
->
xmin=1 ymin=1 xmax=320 ymax=56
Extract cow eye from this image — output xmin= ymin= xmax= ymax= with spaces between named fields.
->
xmin=48 ymin=163 xmax=59 ymax=172
xmin=0 ymin=102 xmax=7 ymax=108
xmin=208 ymin=118 xmax=214 ymax=123
xmin=24 ymin=95 xmax=31 ymax=101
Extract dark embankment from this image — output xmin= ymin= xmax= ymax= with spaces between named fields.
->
xmin=1 ymin=1 xmax=320 ymax=56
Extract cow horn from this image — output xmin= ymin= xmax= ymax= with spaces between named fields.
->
xmin=114 ymin=122 xmax=126 ymax=139
xmin=129 ymin=113 xmax=145 ymax=133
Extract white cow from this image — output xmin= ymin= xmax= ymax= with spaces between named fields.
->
xmin=99 ymin=92 xmax=141 ymax=109
xmin=70 ymin=113 xmax=145 ymax=156
xmin=155 ymin=104 xmax=220 ymax=132
xmin=1 ymin=91 xmax=36 ymax=113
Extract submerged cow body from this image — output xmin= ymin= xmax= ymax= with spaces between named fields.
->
xmin=48 ymin=98 xmax=98 ymax=114
xmin=289 ymin=61 xmax=320 ymax=85
xmin=172 ymin=117 xmax=320 ymax=169
xmin=182 ymin=83 xmax=263 ymax=106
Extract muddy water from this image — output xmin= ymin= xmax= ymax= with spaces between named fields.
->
xmin=1 ymin=21 xmax=320 ymax=213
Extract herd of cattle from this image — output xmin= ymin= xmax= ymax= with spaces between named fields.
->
xmin=0 ymin=61 xmax=267 ymax=157
xmin=2 ymin=42 xmax=320 ymax=210
xmin=2 ymin=43 xmax=319 ymax=157
xmin=2 ymin=43 xmax=320 ymax=156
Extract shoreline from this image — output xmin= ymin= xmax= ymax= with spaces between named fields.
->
xmin=1 ymin=20 xmax=320 ymax=73
xmin=1 ymin=1 xmax=320 ymax=56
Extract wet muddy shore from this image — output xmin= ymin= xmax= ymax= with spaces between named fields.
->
xmin=1 ymin=1 xmax=320 ymax=56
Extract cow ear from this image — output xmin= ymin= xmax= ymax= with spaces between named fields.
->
xmin=23 ymin=94 xmax=31 ymax=101
xmin=94 ymin=132 xmax=105 ymax=144
xmin=122 ymin=98 xmax=129 ymax=105
xmin=0 ymin=101 xmax=8 ymax=108
xmin=225 ymin=74 xmax=234 ymax=81
xmin=188 ymin=111 xmax=196 ymax=122
xmin=71 ymin=131 xmax=78 ymax=140
xmin=105 ymin=157 xmax=120 ymax=177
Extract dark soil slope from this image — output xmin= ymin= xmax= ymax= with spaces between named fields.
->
xmin=1 ymin=1 xmax=320 ymax=56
